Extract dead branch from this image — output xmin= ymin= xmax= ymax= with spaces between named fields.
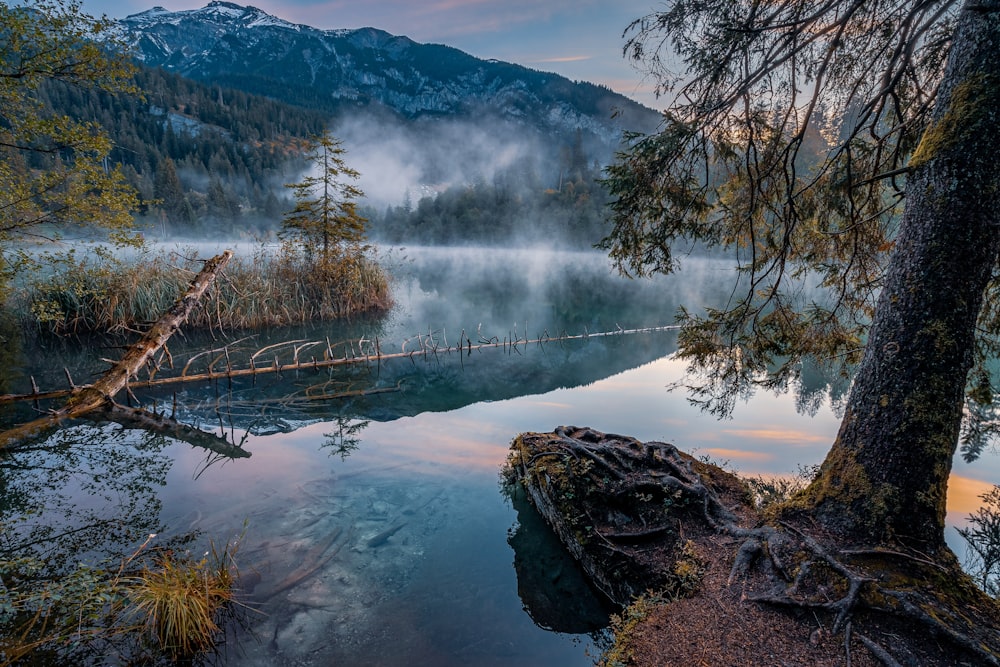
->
xmin=0 ymin=251 xmax=233 ymax=451
xmin=0 ymin=324 xmax=681 ymax=404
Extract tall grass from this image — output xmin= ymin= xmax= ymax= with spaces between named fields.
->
xmin=126 ymin=541 xmax=239 ymax=660
xmin=11 ymin=243 xmax=393 ymax=336
xmin=1 ymin=535 xmax=243 ymax=665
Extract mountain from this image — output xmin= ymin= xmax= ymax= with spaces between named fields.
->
xmin=116 ymin=2 xmax=660 ymax=152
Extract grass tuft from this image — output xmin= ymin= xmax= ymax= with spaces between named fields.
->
xmin=126 ymin=540 xmax=239 ymax=660
xmin=1 ymin=533 xmax=244 ymax=664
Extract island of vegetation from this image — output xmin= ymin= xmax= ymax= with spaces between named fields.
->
xmin=3 ymin=0 xmax=1000 ymax=665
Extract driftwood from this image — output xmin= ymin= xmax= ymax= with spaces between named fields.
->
xmin=0 ymin=324 xmax=680 ymax=404
xmin=0 ymin=251 xmax=234 ymax=452
xmin=256 ymin=526 xmax=348 ymax=601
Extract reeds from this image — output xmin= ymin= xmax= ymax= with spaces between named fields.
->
xmin=11 ymin=243 xmax=393 ymax=336
xmin=126 ymin=542 xmax=238 ymax=660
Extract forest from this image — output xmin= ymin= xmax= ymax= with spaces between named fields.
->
xmin=370 ymin=132 xmax=609 ymax=247
xmin=39 ymin=63 xmax=610 ymax=245
xmin=36 ymin=66 xmax=326 ymax=236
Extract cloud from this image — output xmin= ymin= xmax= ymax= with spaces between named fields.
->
xmin=720 ymin=428 xmax=830 ymax=444
xmin=531 ymin=55 xmax=592 ymax=64
xmin=700 ymin=448 xmax=773 ymax=462
xmin=948 ymin=474 xmax=996 ymax=514
xmin=274 ymin=0 xmax=581 ymax=40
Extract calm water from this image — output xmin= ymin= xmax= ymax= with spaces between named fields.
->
xmin=3 ymin=245 xmax=997 ymax=665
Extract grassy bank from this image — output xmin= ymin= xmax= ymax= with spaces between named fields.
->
xmin=10 ymin=243 xmax=393 ymax=336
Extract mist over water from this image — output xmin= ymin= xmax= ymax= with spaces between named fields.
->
xmin=332 ymin=115 xmax=552 ymax=207
xmin=4 ymin=244 xmax=997 ymax=665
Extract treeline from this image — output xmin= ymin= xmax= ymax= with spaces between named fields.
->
xmin=36 ymin=64 xmax=327 ymax=236
xmin=369 ymin=136 xmax=611 ymax=248
xmin=40 ymin=62 xmax=614 ymax=245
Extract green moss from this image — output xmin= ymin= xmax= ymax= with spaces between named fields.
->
xmin=598 ymin=542 xmax=707 ymax=667
xmin=779 ymin=440 xmax=904 ymax=537
xmin=784 ymin=441 xmax=871 ymax=510
xmin=599 ymin=592 xmax=662 ymax=667
xmin=507 ymin=434 xmax=597 ymax=542
xmin=909 ymin=74 xmax=1000 ymax=170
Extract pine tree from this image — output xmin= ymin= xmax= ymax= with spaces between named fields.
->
xmin=283 ymin=132 xmax=366 ymax=262
xmin=605 ymin=0 xmax=1000 ymax=554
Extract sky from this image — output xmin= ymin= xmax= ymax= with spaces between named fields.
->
xmin=78 ymin=0 xmax=668 ymax=110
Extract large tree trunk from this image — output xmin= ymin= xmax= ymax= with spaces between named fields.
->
xmin=797 ymin=1 xmax=1000 ymax=551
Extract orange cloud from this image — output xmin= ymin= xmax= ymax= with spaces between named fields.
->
xmin=947 ymin=474 xmax=996 ymax=515
xmin=721 ymin=428 xmax=830 ymax=444
xmin=699 ymin=447 xmax=773 ymax=462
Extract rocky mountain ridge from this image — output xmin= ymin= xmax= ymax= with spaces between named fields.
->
xmin=117 ymin=1 xmax=659 ymax=151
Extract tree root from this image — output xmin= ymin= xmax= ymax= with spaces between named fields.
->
xmin=507 ymin=426 xmax=1000 ymax=667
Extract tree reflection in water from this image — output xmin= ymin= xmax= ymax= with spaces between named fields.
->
xmin=0 ymin=424 xmax=244 ymax=664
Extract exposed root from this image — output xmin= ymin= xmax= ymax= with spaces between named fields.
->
xmin=883 ymin=590 xmax=1000 ymax=667
xmin=507 ymin=426 xmax=1000 ymax=667
xmin=855 ymin=633 xmax=903 ymax=667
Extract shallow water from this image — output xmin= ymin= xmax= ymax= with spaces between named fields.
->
xmin=4 ymin=245 xmax=997 ymax=665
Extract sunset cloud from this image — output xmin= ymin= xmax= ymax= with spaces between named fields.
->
xmin=720 ymin=428 xmax=830 ymax=444
xmin=699 ymin=448 xmax=774 ymax=462
xmin=947 ymin=474 xmax=996 ymax=514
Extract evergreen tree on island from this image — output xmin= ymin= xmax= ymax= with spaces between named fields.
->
xmin=283 ymin=131 xmax=366 ymax=264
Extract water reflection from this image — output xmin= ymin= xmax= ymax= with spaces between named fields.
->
xmin=505 ymin=483 xmax=614 ymax=634
xmin=0 ymin=424 xmax=253 ymax=664
xmin=0 ymin=425 xmax=171 ymax=572
xmin=3 ymin=246 xmax=998 ymax=665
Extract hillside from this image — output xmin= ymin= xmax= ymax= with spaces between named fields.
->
xmin=39 ymin=65 xmax=327 ymax=236
xmin=117 ymin=2 xmax=659 ymax=152
xmin=41 ymin=1 xmax=662 ymax=243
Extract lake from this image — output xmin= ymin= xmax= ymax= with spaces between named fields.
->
xmin=2 ymin=245 xmax=996 ymax=665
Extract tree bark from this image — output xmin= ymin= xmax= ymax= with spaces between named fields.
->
xmin=64 ymin=250 xmax=233 ymax=414
xmin=797 ymin=1 xmax=1000 ymax=551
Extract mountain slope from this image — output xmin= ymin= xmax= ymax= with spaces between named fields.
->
xmin=117 ymin=2 xmax=659 ymax=150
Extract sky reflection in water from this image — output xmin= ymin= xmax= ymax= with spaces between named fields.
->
xmin=152 ymin=337 xmax=998 ymax=664
xmin=12 ymin=245 xmax=998 ymax=665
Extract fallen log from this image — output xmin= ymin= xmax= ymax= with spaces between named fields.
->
xmin=94 ymin=402 xmax=250 ymax=459
xmin=0 ymin=251 xmax=233 ymax=451
xmin=0 ymin=324 xmax=681 ymax=404
xmin=256 ymin=526 xmax=347 ymax=601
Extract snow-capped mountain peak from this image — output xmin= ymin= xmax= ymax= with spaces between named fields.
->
xmin=117 ymin=2 xmax=658 ymax=149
